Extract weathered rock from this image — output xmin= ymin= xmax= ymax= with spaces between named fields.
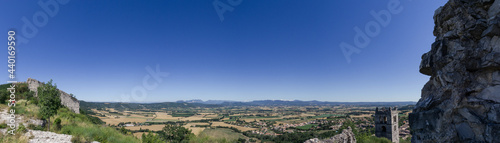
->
xmin=304 ymin=127 xmax=356 ymax=143
xmin=27 ymin=130 xmax=73 ymax=143
xmin=410 ymin=0 xmax=500 ymax=142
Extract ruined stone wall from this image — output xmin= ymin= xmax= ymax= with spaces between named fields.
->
xmin=23 ymin=78 xmax=80 ymax=114
xmin=59 ymin=90 xmax=80 ymax=114
xmin=410 ymin=0 xmax=500 ymax=142
xmin=27 ymin=78 xmax=42 ymax=97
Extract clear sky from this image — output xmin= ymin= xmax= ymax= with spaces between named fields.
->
xmin=0 ymin=0 xmax=448 ymax=102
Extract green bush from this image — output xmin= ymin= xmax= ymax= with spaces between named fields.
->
xmin=160 ymin=124 xmax=194 ymax=142
xmin=0 ymin=122 xmax=7 ymax=129
xmin=141 ymin=131 xmax=165 ymax=143
xmin=27 ymin=124 xmax=45 ymax=131
xmin=17 ymin=124 xmax=27 ymax=133
xmin=54 ymin=118 xmax=62 ymax=131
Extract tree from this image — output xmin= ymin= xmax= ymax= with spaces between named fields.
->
xmin=237 ymin=138 xmax=246 ymax=143
xmin=142 ymin=131 xmax=165 ymax=143
xmin=0 ymin=90 xmax=8 ymax=104
xmin=38 ymin=80 xmax=61 ymax=131
xmin=160 ymin=124 xmax=193 ymax=142
xmin=120 ymin=127 xmax=128 ymax=134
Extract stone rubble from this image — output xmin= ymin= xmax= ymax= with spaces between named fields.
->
xmin=304 ymin=127 xmax=356 ymax=143
xmin=27 ymin=130 xmax=73 ymax=143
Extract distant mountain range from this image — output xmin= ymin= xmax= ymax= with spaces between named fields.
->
xmin=174 ymin=99 xmax=416 ymax=106
xmin=80 ymin=99 xmax=416 ymax=112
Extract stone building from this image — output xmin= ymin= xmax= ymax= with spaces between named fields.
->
xmin=375 ymin=107 xmax=399 ymax=143
xmin=21 ymin=78 xmax=80 ymax=113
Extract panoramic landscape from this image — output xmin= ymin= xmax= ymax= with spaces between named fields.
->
xmin=1 ymin=0 xmax=500 ymax=143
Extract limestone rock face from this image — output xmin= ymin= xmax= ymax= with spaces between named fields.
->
xmin=410 ymin=0 xmax=500 ymax=142
xmin=304 ymin=127 xmax=356 ymax=143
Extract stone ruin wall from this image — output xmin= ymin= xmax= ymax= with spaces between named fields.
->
xmin=23 ymin=78 xmax=80 ymax=114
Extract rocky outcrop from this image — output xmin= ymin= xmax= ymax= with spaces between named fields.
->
xmin=410 ymin=0 xmax=500 ymax=142
xmin=27 ymin=130 xmax=73 ymax=143
xmin=304 ymin=127 xmax=356 ymax=143
xmin=23 ymin=78 xmax=80 ymax=114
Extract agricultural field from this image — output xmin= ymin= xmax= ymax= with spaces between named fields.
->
xmin=199 ymin=128 xmax=248 ymax=141
xmin=183 ymin=123 xmax=209 ymax=135
xmin=81 ymin=101 xmax=415 ymax=143
xmin=125 ymin=125 xmax=165 ymax=131
xmin=211 ymin=122 xmax=257 ymax=132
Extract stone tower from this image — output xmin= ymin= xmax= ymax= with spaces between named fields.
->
xmin=375 ymin=107 xmax=399 ymax=143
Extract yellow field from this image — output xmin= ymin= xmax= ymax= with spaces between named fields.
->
xmin=155 ymin=112 xmax=181 ymax=120
xmin=106 ymin=108 xmax=118 ymax=112
xmin=100 ymin=116 xmax=152 ymax=125
xmin=241 ymin=117 xmax=281 ymax=122
xmin=183 ymin=123 xmax=209 ymax=135
xmin=128 ymin=113 xmax=150 ymax=118
xmin=211 ymin=122 xmax=256 ymax=131
xmin=204 ymin=114 xmax=220 ymax=118
xmin=125 ymin=125 xmax=165 ymax=131
xmin=301 ymin=113 xmax=316 ymax=117
xmin=133 ymin=132 xmax=145 ymax=139
xmin=180 ymin=114 xmax=206 ymax=121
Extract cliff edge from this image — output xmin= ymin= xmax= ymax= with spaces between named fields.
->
xmin=410 ymin=0 xmax=500 ymax=142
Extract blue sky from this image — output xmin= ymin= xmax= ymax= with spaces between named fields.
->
xmin=0 ymin=0 xmax=447 ymax=102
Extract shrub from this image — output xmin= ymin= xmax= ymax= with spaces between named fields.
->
xmin=141 ymin=131 xmax=165 ymax=143
xmin=54 ymin=118 xmax=62 ymax=131
xmin=17 ymin=124 xmax=27 ymax=133
xmin=0 ymin=122 xmax=7 ymax=129
xmin=27 ymin=124 xmax=44 ymax=131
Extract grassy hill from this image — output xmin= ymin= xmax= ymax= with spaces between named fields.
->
xmin=0 ymin=83 xmax=141 ymax=143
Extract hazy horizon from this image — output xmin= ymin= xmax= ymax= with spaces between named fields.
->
xmin=81 ymin=99 xmax=419 ymax=103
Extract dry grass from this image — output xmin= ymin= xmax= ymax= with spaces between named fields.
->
xmin=300 ymin=113 xmax=316 ymax=117
xmin=106 ymin=108 xmax=118 ymax=112
xmin=180 ymin=115 xmax=206 ymax=121
xmin=154 ymin=112 xmax=180 ymax=120
xmin=198 ymin=128 xmax=247 ymax=141
xmin=204 ymin=114 xmax=220 ymax=118
xmin=183 ymin=123 xmax=207 ymax=135
xmin=241 ymin=118 xmax=277 ymax=122
xmin=100 ymin=117 xmax=150 ymax=125
xmin=133 ymin=132 xmax=145 ymax=139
